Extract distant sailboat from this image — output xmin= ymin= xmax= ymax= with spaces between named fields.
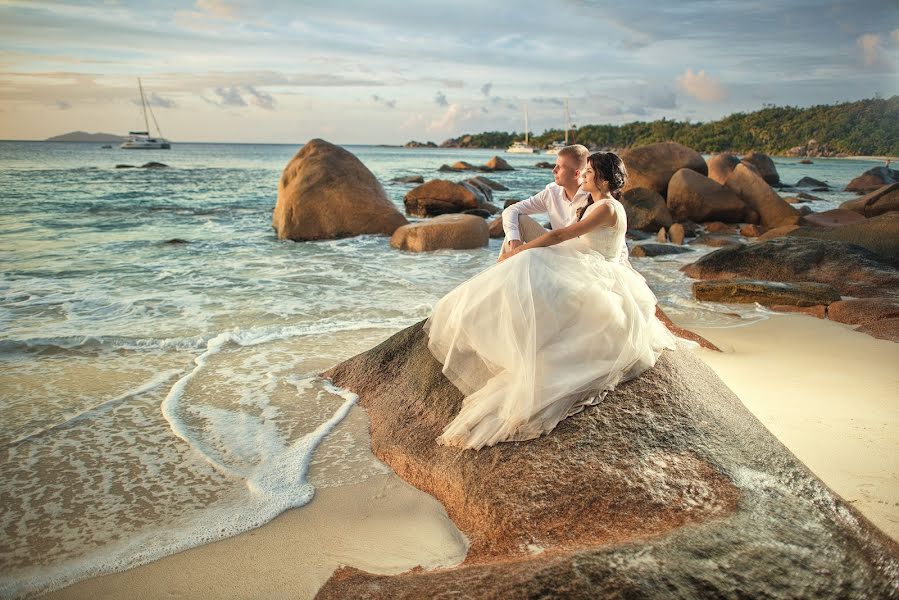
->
xmin=121 ymin=78 xmax=171 ymax=150
xmin=506 ymin=105 xmax=538 ymax=154
xmin=545 ymin=100 xmax=571 ymax=155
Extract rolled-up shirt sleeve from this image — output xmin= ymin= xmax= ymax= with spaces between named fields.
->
xmin=501 ymin=188 xmax=550 ymax=241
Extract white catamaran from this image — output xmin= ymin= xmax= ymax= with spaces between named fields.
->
xmin=506 ymin=105 xmax=538 ymax=154
xmin=121 ymin=78 xmax=171 ymax=150
xmin=545 ymin=100 xmax=572 ymax=155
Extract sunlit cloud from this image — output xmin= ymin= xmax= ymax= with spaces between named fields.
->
xmin=677 ymin=69 xmax=727 ymax=103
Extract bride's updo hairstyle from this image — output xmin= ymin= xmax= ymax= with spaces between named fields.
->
xmin=577 ymin=151 xmax=628 ymax=221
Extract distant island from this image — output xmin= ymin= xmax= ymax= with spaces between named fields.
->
xmin=440 ymin=96 xmax=899 ymax=157
xmin=45 ymin=131 xmax=127 ymax=142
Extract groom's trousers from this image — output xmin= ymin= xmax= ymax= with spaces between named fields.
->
xmin=498 ymin=215 xmax=548 ymax=259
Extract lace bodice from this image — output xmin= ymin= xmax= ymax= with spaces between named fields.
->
xmin=580 ymin=198 xmax=627 ymax=261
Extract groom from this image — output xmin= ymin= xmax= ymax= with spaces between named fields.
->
xmin=499 ymin=144 xmax=630 ymax=263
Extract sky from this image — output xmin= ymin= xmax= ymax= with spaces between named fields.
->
xmin=0 ymin=0 xmax=897 ymax=144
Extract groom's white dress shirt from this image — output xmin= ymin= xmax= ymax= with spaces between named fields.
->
xmin=502 ymin=183 xmax=631 ymax=264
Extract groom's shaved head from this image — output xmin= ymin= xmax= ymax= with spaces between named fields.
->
xmin=558 ymin=144 xmax=589 ymax=167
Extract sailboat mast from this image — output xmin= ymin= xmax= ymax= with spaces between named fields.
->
xmin=138 ymin=78 xmax=150 ymax=133
xmin=524 ymin=105 xmax=529 ymax=146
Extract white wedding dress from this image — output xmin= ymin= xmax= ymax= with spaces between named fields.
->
xmin=424 ymin=197 xmax=694 ymax=450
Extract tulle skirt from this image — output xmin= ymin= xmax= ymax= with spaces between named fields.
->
xmin=424 ymin=239 xmax=688 ymax=450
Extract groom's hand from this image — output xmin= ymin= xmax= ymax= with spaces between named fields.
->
xmin=507 ymin=240 xmax=523 ymax=251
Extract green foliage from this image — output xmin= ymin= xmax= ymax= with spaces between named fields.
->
xmin=445 ymin=97 xmax=898 ymax=156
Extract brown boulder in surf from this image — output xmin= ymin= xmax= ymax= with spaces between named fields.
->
xmin=620 ymin=141 xmax=707 ymax=196
xmin=724 ymin=164 xmax=799 ymax=227
xmin=666 ymin=168 xmax=747 ymax=223
xmin=706 ymin=153 xmax=741 ymax=185
xmin=317 ymin=321 xmax=899 ymax=599
xmin=272 ymin=139 xmax=408 ymax=240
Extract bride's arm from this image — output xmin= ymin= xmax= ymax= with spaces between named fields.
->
xmin=500 ymin=202 xmax=616 ymax=260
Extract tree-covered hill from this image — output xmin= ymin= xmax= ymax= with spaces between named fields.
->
xmin=441 ymin=96 xmax=898 ymax=156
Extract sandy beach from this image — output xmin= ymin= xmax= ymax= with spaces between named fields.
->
xmin=39 ymin=311 xmax=897 ymax=599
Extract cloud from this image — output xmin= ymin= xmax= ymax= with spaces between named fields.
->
xmin=481 ymin=82 xmax=492 ymax=96
xmin=372 ymin=94 xmax=397 ymax=109
xmin=56 ymin=100 xmax=72 ymax=110
xmin=857 ymin=33 xmax=889 ymax=68
xmin=134 ymin=92 xmax=176 ymax=109
xmin=532 ymin=96 xmax=564 ymax=106
xmin=244 ymin=84 xmax=275 ymax=109
xmin=427 ymin=103 xmax=481 ymax=133
xmin=677 ymin=69 xmax=727 ymax=103
xmin=892 ymin=29 xmax=899 ymax=45
xmin=203 ymin=84 xmax=276 ymax=109
xmin=434 ymin=91 xmax=448 ymax=107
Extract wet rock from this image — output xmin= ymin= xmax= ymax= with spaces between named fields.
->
xmin=466 ymin=176 xmax=509 ymax=191
xmin=839 ymin=183 xmax=899 ymax=218
xmin=405 ymin=179 xmax=492 ymax=218
xmin=757 ymin=224 xmax=801 ymax=240
xmin=845 ymin=166 xmax=899 ymax=193
xmin=689 ymin=234 xmax=744 ymax=248
xmin=461 ymin=208 xmax=492 ymax=219
xmin=799 ymin=159 xmax=814 ymax=164
xmin=392 ymin=175 xmax=425 ymax=184
xmin=855 ymin=317 xmax=899 ymax=342
xmin=630 ymin=243 xmax=694 ymax=257
xmin=724 ymin=164 xmax=800 ymax=227
xmin=626 ymin=229 xmax=653 ymax=240
xmin=272 ymin=139 xmax=408 ymax=240
xmin=666 ymin=168 xmax=746 ymax=223
xmin=140 ymin=161 xmax=169 ymax=169
xmin=115 ymin=164 xmax=136 ymax=169
xmin=706 ymin=153 xmax=741 ymax=185
xmin=796 ymin=176 xmax=829 ymax=188
xmin=669 ymin=223 xmax=686 ymax=245
xmin=797 ymin=191 xmax=825 ymax=201
xmin=654 ymin=306 xmax=719 ymax=351
xmin=693 ymin=280 xmax=841 ymax=306
xmin=681 ymin=237 xmax=899 ymax=298
xmin=784 ymin=196 xmax=810 ymax=204
xmin=163 ymin=238 xmax=190 ymax=244
xmin=620 ymin=187 xmax=673 ymax=232
xmin=799 ymin=209 xmax=866 ymax=228
xmin=739 ymin=224 xmax=765 ymax=237
xmin=503 ymin=198 xmax=521 ymax=209
xmin=703 ymin=221 xmax=736 ymax=233
xmin=621 ymin=142 xmax=707 ymax=196
xmin=740 ymin=152 xmax=779 ymax=184
xmin=389 ymin=214 xmax=489 ymax=252
xmin=318 ymin=321 xmax=898 ymax=599
xmin=828 ymin=298 xmax=899 ymax=326
xmin=656 ymin=227 xmax=667 ymax=243
xmin=487 ymin=217 xmax=505 ymax=239
xmin=798 ymin=205 xmax=813 ymax=216
xmin=787 ymin=212 xmax=899 ymax=267
xmin=484 ymin=156 xmax=513 ymax=171
xmin=535 ymin=161 xmax=554 ymax=169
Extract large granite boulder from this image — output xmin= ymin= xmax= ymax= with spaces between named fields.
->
xmin=828 ymin=298 xmax=899 ymax=326
xmin=390 ymin=214 xmax=489 ymax=252
xmin=845 ymin=166 xmax=899 ymax=193
xmin=620 ymin=142 xmax=707 ymax=196
xmin=839 ymin=183 xmax=899 ymax=217
xmin=740 ymin=151 xmax=780 ymax=185
xmin=693 ymin=280 xmax=841 ymax=306
xmin=630 ymin=243 xmax=694 ymax=258
xmin=706 ymin=153 xmax=741 ymax=185
xmin=467 ymin=176 xmax=509 ymax=191
xmin=666 ymin=168 xmax=747 ymax=223
xmin=680 ymin=237 xmax=899 ymax=298
xmin=856 ymin=318 xmax=899 ymax=342
xmin=799 ymin=208 xmax=866 ymax=227
xmin=724 ymin=164 xmax=800 ymax=227
xmin=787 ymin=212 xmax=899 ymax=267
xmin=620 ymin=187 xmax=673 ymax=232
xmin=487 ymin=217 xmax=505 ymax=239
xmin=484 ymin=156 xmax=513 ymax=171
xmin=404 ymin=179 xmax=498 ymax=217
xmin=317 ymin=322 xmax=898 ymax=599
xmin=272 ymin=139 xmax=408 ymax=240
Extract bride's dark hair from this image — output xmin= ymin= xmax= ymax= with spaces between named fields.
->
xmin=577 ymin=152 xmax=628 ymax=221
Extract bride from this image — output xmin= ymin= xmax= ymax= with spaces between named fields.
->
xmin=424 ymin=151 xmax=694 ymax=450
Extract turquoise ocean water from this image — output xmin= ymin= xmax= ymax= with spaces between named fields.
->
xmin=0 ymin=141 xmax=884 ymax=596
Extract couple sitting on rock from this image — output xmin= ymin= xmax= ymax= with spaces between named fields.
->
xmin=424 ymin=145 xmax=697 ymax=450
